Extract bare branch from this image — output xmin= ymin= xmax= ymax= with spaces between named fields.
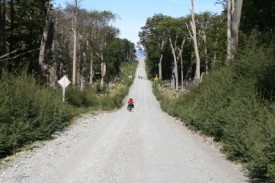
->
xmin=0 ymin=49 xmax=22 ymax=59
xmin=0 ymin=48 xmax=40 ymax=62
xmin=186 ymin=22 xmax=193 ymax=39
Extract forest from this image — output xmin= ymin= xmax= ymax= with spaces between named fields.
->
xmin=0 ymin=0 xmax=137 ymax=159
xmin=139 ymin=0 xmax=275 ymax=182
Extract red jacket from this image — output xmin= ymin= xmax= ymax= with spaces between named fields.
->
xmin=128 ymin=98 xmax=134 ymax=104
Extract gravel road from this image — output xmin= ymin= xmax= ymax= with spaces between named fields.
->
xmin=0 ymin=58 xmax=248 ymax=183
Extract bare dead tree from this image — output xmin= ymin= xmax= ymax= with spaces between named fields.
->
xmin=178 ymin=38 xmax=185 ymax=90
xmin=169 ymin=35 xmax=185 ymax=91
xmin=186 ymin=0 xmax=201 ymax=82
xmin=169 ymin=36 xmax=179 ymax=91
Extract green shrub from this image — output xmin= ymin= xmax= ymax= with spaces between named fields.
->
xmin=0 ymin=60 xmax=138 ymax=159
xmin=152 ymin=36 xmax=275 ymax=182
xmin=65 ymin=60 xmax=138 ymax=110
xmin=66 ymin=87 xmax=99 ymax=107
xmin=0 ymin=74 xmax=73 ymax=157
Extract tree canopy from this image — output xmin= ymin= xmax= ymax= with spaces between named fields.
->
xmin=0 ymin=0 xmax=136 ymax=88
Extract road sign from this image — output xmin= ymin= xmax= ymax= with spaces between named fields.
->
xmin=58 ymin=76 xmax=71 ymax=102
xmin=58 ymin=76 xmax=71 ymax=88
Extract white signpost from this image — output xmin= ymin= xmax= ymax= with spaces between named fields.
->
xmin=58 ymin=76 xmax=71 ymax=102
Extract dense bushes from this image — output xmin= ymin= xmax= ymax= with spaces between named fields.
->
xmin=153 ymin=40 xmax=275 ymax=182
xmin=0 ymin=60 xmax=138 ymax=159
xmin=0 ymin=74 xmax=73 ymax=158
xmin=66 ymin=61 xmax=137 ymax=110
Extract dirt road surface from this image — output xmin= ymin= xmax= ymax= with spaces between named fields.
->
xmin=0 ymin=58 xmax=248 ymax=183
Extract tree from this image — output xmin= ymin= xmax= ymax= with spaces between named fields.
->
xmin=241 ymin=0 xmax=275 ymax=40
xmin=90 ymin=11 xmax=117 ymax=87
xmin=51 ymin=7 xmax=72 ymax=85
xmin=38 ymin=0 xmax=54 ymax=83
xmin=186 ymin=0 xmax=201 ymax=82
xmin=122 ymin=39 xmax=135 ymax=61
xmin=165 ymin=17 xmax=185 ymax=91
xmin=67 ymin=0 xmax=80 ymax=87
xmin=0 ymin=0 xmax=53 ymax=77
xmin=0 ymin=0 xmax=7 ymax=66
xmin=139 ymin=14 xmax=169 ymax=80
xmin=204 ymin=13 xmax=227 ymax=70
xmin=226 ymin=0 xmax=243 ymax=64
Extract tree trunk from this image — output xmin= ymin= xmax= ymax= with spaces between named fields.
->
xmin=158 ymin=54 xmax=163 ymax=80
xmin=38 ymin=0 xmax=51 ymax=83
xmin=180 ymin=57 xmax=184 ymax=90
xmin=0 ymin=0 xmax=7 ymax=71
xmin=89 ymin=52 xmax=94 ymax=84
xmin=100 ymin=59 xmax=106 ymax=87
xmin=169 ymin=37 xmax=179 ymax=91
xmin=80 ymin=64 xmax=84 ymax=91
xmin=49 ymin=35 xmax=57 ymax=88
xmin=171 ymin=72 xmax=175 ymax=90
xmin=80 ymin=51 xmax=85 ymax=91
xmin=9 ymin=0 xmax=14 ymax=59
xmin=158 ymin=40 xmax=165 ymax=80
xmin=178 ymin=38 xmax=185 ymax=90
xmin=70 ymin=0 xmax=79 ymax=87
xmin=49 ymin=62 xmax=57 ymax=88
xmin=212 ymin=32 xmax=218 ymax=69
xmin=226 ymin=0 xmax=243 ymax=64
xmin=226 ymin=0 xmax=232 ymax=63
xmin=0 ymin=0 xmax=6 ymax=58
xmin=202 ymin=31 xmax=209 ymax=75
xmin=49 ymin=15 xmax=57 ymax=88
xmin=77 ymin=52 xmax=82 ymax=89
xmin=72 ymin=27 xmax=77 ymax=86
xmin=190 ymin=0 xmax=200 ymax=82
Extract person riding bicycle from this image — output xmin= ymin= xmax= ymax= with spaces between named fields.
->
xmin=127 ymin=97 xmax=134 ymax=110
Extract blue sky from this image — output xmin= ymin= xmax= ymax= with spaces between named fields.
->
xmin=53 ymin=0 xmax=223 ymax=44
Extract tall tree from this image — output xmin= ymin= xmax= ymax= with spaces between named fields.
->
xmin=0 ymin=0 xmax=52 ymax=74
xmin=90 ymin=11 xmax=117 ymax=87
xmin=139 ymin=14 xmax=169 ymax=80
xmin=52 ymin=7 xmax=71 ymax=84
xmin=38 ymin=0 xmax=54 ymax=83
xmin=226 ymin=0 xmax=243 ymax=64
xmin=186 ymin=0 xmax=201 ymax=82
xmin=67 ymin=0 xmax=80 ymax=87
xmin=161 ymin=17 xmax=185 ymax=91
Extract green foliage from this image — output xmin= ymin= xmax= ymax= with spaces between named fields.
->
xmin=0 ymin=0 xmax=50 ymax=73
xmin=0 ymin=73 xmax=73 ymax=158
xmin=140 ymin=13 xmax=227 ymax=81
xmin=65 ymin=60 xmax=138 ymax=110
xmin=105 ymin=38 xmax=136 ymax=82
xmin=66 ymin=86 xmax=99 ymax=107
xmin=153 ymin=36 xmax=275 ymax=182
xmin=0 ymin=60 xmax=137 ymax=159
xmin=247 ymin=129 xmax=275 ymax=182
xmin=241 ymin=0 xmax=275 ymax=38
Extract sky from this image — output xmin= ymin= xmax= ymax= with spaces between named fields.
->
xmin=53 ymin=0 xmax=223 ymax=45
